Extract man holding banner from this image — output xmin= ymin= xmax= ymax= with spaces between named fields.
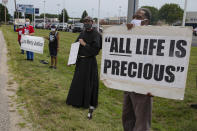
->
xmin=24 ymin=19 xmax=35 ymax=61
xmin=122 ymin=8 xmax=153 ymax=131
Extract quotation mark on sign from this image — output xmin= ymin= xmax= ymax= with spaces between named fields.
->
xmin=105 ymin=37 xmax=111 ymax=43
xmin=176 ymin=66 xmax=184 ymax=72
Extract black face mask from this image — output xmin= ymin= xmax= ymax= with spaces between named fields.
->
xmin=84 ymin=24 xmax=92 ymax=31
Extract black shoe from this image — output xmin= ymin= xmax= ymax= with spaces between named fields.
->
xmin=30 ymin=59 xmax=34 ymax=61
xmin=49 ymin=66 xmax=53 ymax=68
xmin=53 ymin=66 xmax=57 ymax=69
xmin=191 ymin=104 xmax=197 ymax=109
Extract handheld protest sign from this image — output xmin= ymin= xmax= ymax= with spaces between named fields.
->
xmin=100 ymin=26 xmax=193 ymax=100
xmin=21 ymin=35 xmax=45 ymax=54
xmin=67 ymin=42 xmax=80 ymax=66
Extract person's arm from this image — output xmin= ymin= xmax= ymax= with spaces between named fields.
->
xmin=79 ymin=33 xmax=101 ymax=56
xmin=16 ymin=28 xmax=19 ymax=32
xmin=44 ymin=36 xmax=49 ymax=40
xmin=29 ymin=33 xmax=35 ymax=36
xmin=57 ymin=32 xmax=60 ymax=51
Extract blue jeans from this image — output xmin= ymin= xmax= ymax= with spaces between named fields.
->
xmin=26 ymin=51 xmax=34 ymax=60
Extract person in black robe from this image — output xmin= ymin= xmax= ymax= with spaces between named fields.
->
xmin=66 ymin=16 xmax=101 ymax=119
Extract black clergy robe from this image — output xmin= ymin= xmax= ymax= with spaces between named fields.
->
xmin=66 ymin=29 xmax=101 ymax=108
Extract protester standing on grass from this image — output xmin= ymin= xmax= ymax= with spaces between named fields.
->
xmin=24 ymin=19 xmax=35 ymax=61
xmin=66 ymin=16 xmax=101 ymax=119
xmin=16 ymin=24 xmax=25 ymax=54
xmin=45 ymin=25 xmax=59 ymax=69
xmin=122 ymin=8 xmax=153 ymax=131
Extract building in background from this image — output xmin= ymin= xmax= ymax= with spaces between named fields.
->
xmin=186 ymin=12 xmax=197 ymax=28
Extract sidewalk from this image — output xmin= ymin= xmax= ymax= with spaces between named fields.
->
xmin=0 ymin=31 xmax=32 ymax=131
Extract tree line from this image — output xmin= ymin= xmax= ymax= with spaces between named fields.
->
xmin=0 ymin=3 xmax=183 ymax=25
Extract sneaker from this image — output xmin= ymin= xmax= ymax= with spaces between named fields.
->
xmin=49 ymin=66 xmax=53 ymax=68
xmin=53 ymin=66 xmax=57 ymax=69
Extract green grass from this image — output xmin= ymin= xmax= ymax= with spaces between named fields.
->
xmin=1 ymin=25 xmax=197 ymax=131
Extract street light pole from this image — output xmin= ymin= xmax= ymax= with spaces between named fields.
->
xmin=127 ymin=0 xmax=139 ymax=23
xmin=72 ymin=12 xmax=75 ymax=25
xmin=4 ymin=4 xmax=7 ymax=24
xmin=182 ymin=0 xmax=188 ymax=27
xmin=97 ymin=0 xmax=101 ymax=32
xmin=119 ymin=6 xmax=122 ymax=24
xmin=63 ymin=0 xmax=65 ymax=30
xmin=43 ymin=0 xmax=46 ymax=29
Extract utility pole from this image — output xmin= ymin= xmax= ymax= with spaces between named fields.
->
xmin=127 ymin=0 xmax=139 ymax=23
xmin=34 ymin=8 xmax=36 ymax=28
xmin=97 ymin=0 xmax=101 ymax=32
xmin=92 ymin=8 xmax=94 ymax=18
xmin=57 ymin=4 xmax=60 ymax=22
xmin=2 ymin=0 xmax=8 ymax=24
xmin=119 ymin=6 xmax=122 ymax=24
xmin=43 ymin=0 xmax=46 ymax=29
xmin=63 ymin=0 xmax=65 ymax=30
xmin=182 ymin=0 xmax=188 ymax=26
xmin=5 ymin=5 xmax=7 ymax=24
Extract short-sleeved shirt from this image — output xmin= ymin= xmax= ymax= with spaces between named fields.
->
xmin=24 ymin=25 xmax=34 ymax=35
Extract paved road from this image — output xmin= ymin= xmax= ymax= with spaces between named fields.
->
xmin=0 ymin=31 xmax=9 ymax=131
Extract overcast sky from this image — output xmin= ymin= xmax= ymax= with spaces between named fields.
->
xmin=1 ymin=0 xmax=197 ymax=18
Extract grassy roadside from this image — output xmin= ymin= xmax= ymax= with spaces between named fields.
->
xmin=1 ymin=25 xmax=197 ymax=131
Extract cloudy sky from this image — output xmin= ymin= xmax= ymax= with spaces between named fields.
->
xmin=1 ymin=0 xmax=197 ymax=18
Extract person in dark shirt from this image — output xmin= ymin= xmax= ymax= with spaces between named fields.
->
xmin=66 ymin=16 xmax=101 ymax=119
xmin=45 ymin=25 xmax=59 ymax=69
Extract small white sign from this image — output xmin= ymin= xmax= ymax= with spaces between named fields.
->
xmin=21 ymin=35 xmax=45 ymax=54
xmin=67 ymin=42 xmax=80 ymax=65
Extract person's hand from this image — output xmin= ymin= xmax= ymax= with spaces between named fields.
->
xmin=44 ymin=36 xmax=48 ymax=40
xmin=126 ymin=24 xmax=134 ymax=30
xmin=147 ymin=92 xmax=154 ymax=97
xmin=79 ymin=39 xmax=86 ymax=46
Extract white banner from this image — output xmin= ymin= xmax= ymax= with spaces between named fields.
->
xmin=100 ymin=26 xmax=193 ymax=100
xmin=21 ymin=35 xmax=44 ymax=54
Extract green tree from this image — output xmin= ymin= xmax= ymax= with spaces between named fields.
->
xmin=25 ymin=14 xmax=33 ymax=22
xmin=40 ymin=13 xmax=59 ymax=18
xmin=14 ymin=11 xmax=22 ymax=19
xmin=159 ymin=3 xmax=183 ymax=24
xmin=80 ymin=10 xmax=88 ymax=22
xmin=0 ymin=4 xmax=10 ymax=22
xmin=59 ymin=9 xmax=69 ymax=22
xmin=141 ymin=6 xmax=159 ymax=25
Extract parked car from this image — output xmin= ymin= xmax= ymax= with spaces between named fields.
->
xmin=58 ymin=23 xmax=68 ymax=31
xmin=92 ymin=24 xmax=103 ymax=33
xmin=193 ymin=27 xmax=197 ymax=36
xmin=36 ymin=23 xmax=44 ymax=29
xmin=72 ymin=23 xmax=84 ymax=33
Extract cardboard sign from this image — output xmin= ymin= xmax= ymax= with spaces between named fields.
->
xmin=21 ymin=35 xmax=44 ymax=54
xmin=100 ymin=26 xmax=193 ymax=100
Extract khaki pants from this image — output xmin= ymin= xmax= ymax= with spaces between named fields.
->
xmin=122 ymin=92 xmax=152 ymax=131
